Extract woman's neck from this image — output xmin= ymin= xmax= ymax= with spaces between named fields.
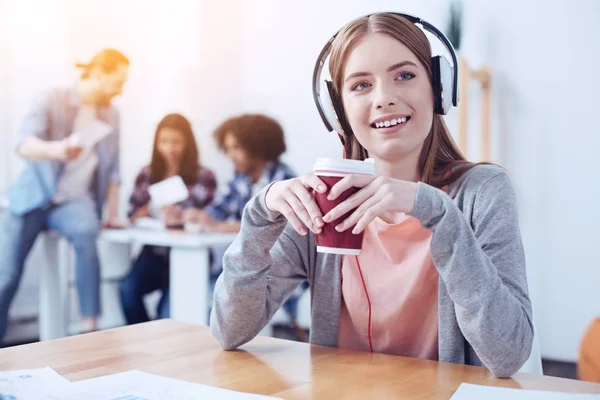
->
xmin=248 ymin=160 xmax=267 ymax=184
xmin=165 ymin=162 xmax=180 ymax=179
xmin=374 ymin=150 xmax=421 ymax=182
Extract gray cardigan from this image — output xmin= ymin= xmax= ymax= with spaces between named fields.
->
xmin=210 ymin=164 xmax=534 ymax=378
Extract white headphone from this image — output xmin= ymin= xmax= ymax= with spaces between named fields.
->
xmin=312 ymin=12 xmax=459 ymax=144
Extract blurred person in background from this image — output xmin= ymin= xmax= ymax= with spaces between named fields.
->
xmin=187 ymin=114 xmax=308 ymax=338
xmin=119 ymin=113 xmax=216 ymax=324
xmin=0 ymin=48 xmax=129 ymax=341
xmin=579 ymin=317 xmax=600 ymax=382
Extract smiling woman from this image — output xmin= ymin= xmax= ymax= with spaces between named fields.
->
xmin=210 ymin=11 xmax=535 ymax=379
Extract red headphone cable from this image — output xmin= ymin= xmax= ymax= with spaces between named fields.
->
xmin=355 ymin=255 xmax=373 ymax=353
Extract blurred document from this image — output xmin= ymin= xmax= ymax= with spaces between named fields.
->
xmin=148 ymin=175 xmax=189 ymax=208
xmin=0 ymin=367 xmax=70 ymax=400
xmin=133 ymin=217 xmax=165 ymax=231
xmin=65 ymin=370 xmax=280 ymax=399
xmin=451 ymin=383 xmax=600 ymax=399
xmin=70 ymin=119 xmax=113 ymax=150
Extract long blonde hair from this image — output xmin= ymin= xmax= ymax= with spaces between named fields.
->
xmin=329 ymin=13 xmax=475 ymax=189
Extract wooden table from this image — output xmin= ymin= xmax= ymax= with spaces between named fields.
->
xmin=1 ymin=320 xmax=599 ymax=399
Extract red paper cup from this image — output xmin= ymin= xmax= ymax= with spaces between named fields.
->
xmin=313 ymin=158 xmax=376 ymax=255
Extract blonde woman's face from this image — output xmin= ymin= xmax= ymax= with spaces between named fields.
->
xmin=341 ymin=33 xmax=434 ymax=162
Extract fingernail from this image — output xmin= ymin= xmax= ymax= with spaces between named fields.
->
xmin=317 ymin=184 xmax=326 ymax=192
xmin=323 ymin=214 xmax=331 ymax=223
xmin=300 ymin=227 xmax=308 ymax=236
xmin=327 ymin=194 xmax=334 ymax=200
xmin=352 ymin=227 xmax=359 ymax=234
xmin=315 ymin=217 xmax=324 ymax=227
xmin=335 ymin=224 xmax=343 ymax=232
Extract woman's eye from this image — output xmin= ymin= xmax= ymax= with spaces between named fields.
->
xmin=351 ymin=81 xmax=371 ymax=91
xmin=396 ymin=72 xmax=416 ymax=81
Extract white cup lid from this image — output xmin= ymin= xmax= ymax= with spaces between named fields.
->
xmin=313 ymin=158 xmax=376 ymax=175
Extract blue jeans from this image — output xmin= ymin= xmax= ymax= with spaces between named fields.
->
xmin=282 ymin=280 xmax=310 ymax=323
xmin=119 ymin=246 xmax=170 ymax=324
xmin=0 ymin=198 xmax=101 ymax=343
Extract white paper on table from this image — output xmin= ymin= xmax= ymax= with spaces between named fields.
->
xmin=69 ymin=119 xmax=113 ymax=150
xmin=148 ymin=175 xmax=189 ymax=208
xmin=133 ymin=217 xmax=165 ymax=231
xmin=65 ymin=370 xmax=281 ymax=400
xmin=451 ymin=383 xmax=600 ymax=400
xmin=0 ymin=367 xmax=71 ymax=400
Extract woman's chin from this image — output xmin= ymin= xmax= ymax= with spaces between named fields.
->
xmin=368 ymin=142 xmax=416 ymax=162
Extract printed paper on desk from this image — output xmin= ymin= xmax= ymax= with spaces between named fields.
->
xmin=65 ymin=370 xmax=281 ymax=399
xmin=69 ymin=119 xmax=113 ymax=150
xmin=148 ymin=175 xmax=189 ymax=208
xmin=0 ymin=367 xmax=71 ymax=400
xmin=450 ymin=383 xmax=600 ymax=400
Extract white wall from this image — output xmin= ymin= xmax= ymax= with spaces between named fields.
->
xmin=459 ymin=0 xmax=600 ymax=362
xmin=237 ymin=0 xmax=600 ymax=362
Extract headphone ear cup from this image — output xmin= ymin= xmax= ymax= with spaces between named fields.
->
xmin=318 ymin=78 xmax=338 ymax=132
xmin=326 ymin=81 xmax=354 ymax=137
xmin=431 ymin=56 xmax=444 ymax=114
xmin=431 ymin=55 xmax=454 ymax=115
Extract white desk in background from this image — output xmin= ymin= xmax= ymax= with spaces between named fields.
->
xmin=100 ymin=229 xmax=237 ymax=326
xmin=38 ymin=228 xmax=237 ymax=341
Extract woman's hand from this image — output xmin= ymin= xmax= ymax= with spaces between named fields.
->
xmin=130 ymin=204 xmax=150 ymax=223
xmin=322 ymin=175 xmax=418 ymax=234
xmin=161 ymin=204 xmax=183 ymax=227
xmin=102 ymin=217 xmax=127 ymax=229
xmin=265 ymin=175 xmax=328 ymax=236
xmin=183 ymin=208 xmax=209 ymax=224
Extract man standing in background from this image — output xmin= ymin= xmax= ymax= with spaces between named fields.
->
xmin=0 ymin=48 xmax=129 ymax=343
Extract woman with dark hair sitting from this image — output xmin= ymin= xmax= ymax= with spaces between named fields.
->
xmin=119 ymin=113 xmax=216 ymax=324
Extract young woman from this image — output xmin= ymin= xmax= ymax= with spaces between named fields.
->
xmin=210 ymin=13 xmax=533 ymax=377
xmin=120 ymin=113 xmax=216 ymax=324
